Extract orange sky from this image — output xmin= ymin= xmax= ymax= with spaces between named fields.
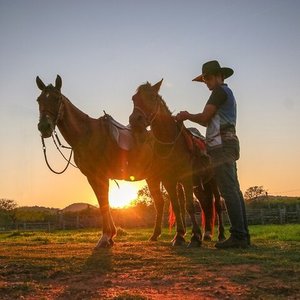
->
xmin=0 ymin=1 xmax=300 ymax=209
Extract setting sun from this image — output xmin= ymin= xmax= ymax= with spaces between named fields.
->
xmin=108 ymin=180 xmax=140 ymax=208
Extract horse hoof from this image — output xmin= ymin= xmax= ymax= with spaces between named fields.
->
xmin=149 ymin=235 xmax=158 ymax=241
xmin=203 ymin=232 xmax=212 ymax=241
xmin=95 ymin=240 xmax=111 ymax=249
xmin=188 ymin=235 xmax=202 ymax=248
xmin=218 ymin=235 xmax=226 ymax=242
xmin=187 ymin=239 xmax=202 ymax=248
xmin=172 ymin=236 xmax=186 ymax=246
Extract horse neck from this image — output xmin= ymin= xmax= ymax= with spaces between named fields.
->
xmin=151 ymin=102 xmax=178 ymax=142
xmin=57 ymin=96 xmax=89 ymax=148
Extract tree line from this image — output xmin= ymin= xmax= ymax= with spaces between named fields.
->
xmin=1 ymin=186 xmax=299 ymax=228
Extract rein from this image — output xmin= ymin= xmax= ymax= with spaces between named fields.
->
xmin=151 ymin=123 xmax=184 ymax=159
xmin=134 ymin=95 xmax=161 ymax=126
xmin=41 ymin=135 xmax=74 ymax=174
xmin=40 ymin=97 xmax=78 ymax=174
xmin=134 ymin=96 xmax=185 ymax=159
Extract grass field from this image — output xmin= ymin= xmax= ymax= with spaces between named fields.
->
xmin=0 ymin=225 xmax=299 ymax=299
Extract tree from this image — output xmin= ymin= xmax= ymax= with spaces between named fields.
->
xmin=0 ymin=198 xmax=18 ymax=226
xmin=0 ymin=198 xmax=17 ymax=211
xmin=244 ymin=186 xmax=267 ymax=201
xmin=134 ymin=184 xmax=169 ymax=207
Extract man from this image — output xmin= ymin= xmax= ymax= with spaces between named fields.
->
xmin=176 ymin=60 xmax=250 ymax=248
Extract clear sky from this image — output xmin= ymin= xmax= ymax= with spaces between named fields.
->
xmin=1 ymin=0 xmax=300 ymax=209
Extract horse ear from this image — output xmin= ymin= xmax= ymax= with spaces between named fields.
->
xmin=55 ymin=75 xmax=62 ymax=91
xmin=36 ymin=76 xmax=46 ymax=90
xmin=152 ymin=79 xmax=163 ymax=94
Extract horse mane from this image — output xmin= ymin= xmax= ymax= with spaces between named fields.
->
xmin=44 ymin=85 xmax=90 ymax=120
xmin=137 ymin=82 xmax=173 ymax=116
xmin=61 ymin=94 xmax=90 ymax=120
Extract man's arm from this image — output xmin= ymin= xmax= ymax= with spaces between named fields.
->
xmin=175 ymin=104 xmax=217 ymax=127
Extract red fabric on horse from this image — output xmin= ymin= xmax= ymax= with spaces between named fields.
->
xmin=182 ymin=127 xmax=207 ymax=154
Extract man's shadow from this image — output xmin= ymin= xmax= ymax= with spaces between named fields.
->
xmin=54 ymin=248 xmax=113 ymax=300
xmin=84 ymin=247 xmax=113 ymax=274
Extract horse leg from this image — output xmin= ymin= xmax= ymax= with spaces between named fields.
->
xmin=177 ymin=183 xmax=186 ymax=232
xmin=147 ymin=178 xmax=164 ymax=241
xmin=195 ymin=182 xmax=214 ymax=241
xmin=163 ymin=179 xmax=186 ymax=246
xmin=183 ymin=179 xmax=202 ymax=248
xmin=87 ymin=177 xmax=116 ymax=248
xmin=211 ymin=179 xmax=226 ymax=241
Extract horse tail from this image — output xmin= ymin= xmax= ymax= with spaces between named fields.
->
xmin=211 ymin=200 xmax=216 ymax=236
xmin=201 ymin=209 xmax=205 ymax=231
xmin=168 ymin=202 xmax=176 ymax=232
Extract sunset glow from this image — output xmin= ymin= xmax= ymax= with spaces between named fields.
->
xmin=108 ymin=180 xmax=139 ymax=209
xmin=0 ymin=2 xmax=299 ymax=209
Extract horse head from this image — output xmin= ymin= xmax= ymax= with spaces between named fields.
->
xmin=129 ymin=79 xmax=163 ymax=132
xmin=36 ymin=75 xmax=63 ymax=138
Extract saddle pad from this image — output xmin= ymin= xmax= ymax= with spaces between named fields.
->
xmin=187 ymin=127 xmax=205 ymax=140
xmin=183 ymin=127 xmax=206 ymax=153
xmin=102 ymin=113 xmax=134 ymax=150
xmin=110 ymin=125 xmax=133 ymax=151
xmin=109 ymin=117 xmax=131 ymax=130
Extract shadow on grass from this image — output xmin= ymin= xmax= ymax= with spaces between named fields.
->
xmin=84 ymin=247 xmax=113 ymax=273
xmin=170 ymin=239 xmax=300 ymax=267
xmin=53 ymin=248 xmax=113 ymax=300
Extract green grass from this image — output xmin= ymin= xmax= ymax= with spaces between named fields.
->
xmin=0 ymin=225 xmax=299 ymax=299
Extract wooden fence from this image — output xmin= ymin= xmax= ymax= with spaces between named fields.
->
xmin=223 ymin=205 xmax=300 ymax=225
xmin=1 ymin=205 xmax=299 ymax=232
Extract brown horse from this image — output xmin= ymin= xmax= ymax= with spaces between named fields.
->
xmin=129 ymin=80 xmax=226 ymax=242
xmin=36 ymin=75 xmax=170 ymax=248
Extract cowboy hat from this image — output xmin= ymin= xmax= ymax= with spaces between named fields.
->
xmin=192 ymin=60 xmax=234 ymax=82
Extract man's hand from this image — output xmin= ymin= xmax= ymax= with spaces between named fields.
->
xmin=175 ymin=104 xmax=217 ymax=126
xmin=175 ymin=111 xmax=190 ymax=121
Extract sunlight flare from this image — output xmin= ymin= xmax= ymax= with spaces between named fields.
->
xmin=109 ymin=180 xmax=140 ymax=208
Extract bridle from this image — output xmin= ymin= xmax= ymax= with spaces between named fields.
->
xmin=39 ymin=93 xmax=78 ymax=174
xmin=133 ymin=95 xmax=161 ymax=127
xmin=133 ymin=93 xmax=184 ymax=159
xmin=39 ymin=93 xmax=64 ymax=129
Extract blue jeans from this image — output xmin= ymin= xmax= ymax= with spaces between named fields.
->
xmin=209 ymin=141 xmax=249 ymax=240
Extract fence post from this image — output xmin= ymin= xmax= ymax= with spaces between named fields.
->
xmin=260 ymin=209 xmax=264 ymax=225
xmin=297 ymin=204 xmax=300 ymax=223
xmin=279 ymin=207 xmax=283 ymax=224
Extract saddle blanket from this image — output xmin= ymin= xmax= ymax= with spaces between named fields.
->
xmin=104 ymin=114 xmax=133 ymax=151
xmin=183 ymin=127 xmax=206 ymax=153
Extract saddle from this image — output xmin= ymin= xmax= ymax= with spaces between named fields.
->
xmin=104 ymin=114 xmax=133 ymax=151
xmin=102 ymin=113 xmax=153 ymax=181
xmin=182 ymin=126 xmax=214 ymax=182
xmin=183 ymin=126 xmax=207 ymax=153
xmin=187 ymin=127 xmax=205 ymax=140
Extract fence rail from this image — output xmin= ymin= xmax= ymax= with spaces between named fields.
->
xmin=0 ymin=205 xmax=299 ymax=232
xmin=223 ymin=205 xmax=300 ymax=225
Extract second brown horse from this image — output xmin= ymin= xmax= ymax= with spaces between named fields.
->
xmin=129 ymin=80 xmax=226 ymax=244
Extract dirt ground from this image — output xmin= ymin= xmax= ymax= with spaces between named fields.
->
xmin=0 ymin=228 xmax=300 ymax=299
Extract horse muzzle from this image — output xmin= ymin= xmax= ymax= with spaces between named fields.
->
xmin=129 ymin=112 xmax=149 ymax=131
xmin=38 ymin=116 xmax=54 ymax=138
